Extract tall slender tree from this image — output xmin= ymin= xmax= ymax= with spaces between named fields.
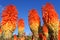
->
xmin=42 ymin=3 xmax=59 ymax=40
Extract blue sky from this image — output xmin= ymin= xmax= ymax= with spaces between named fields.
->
xmin=0 ymin=0 xmax=60 ymax=35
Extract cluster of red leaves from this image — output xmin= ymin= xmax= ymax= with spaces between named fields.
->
xmin=1 ymin=5 xmax=18 ymax=25
xmin=28 ymin=9 xmax=40 ymax=34
xmin=28 ymin=9 xmax=40 ymax=40
xmin=18 ymin=19 xmax=24 ymax=28
xmin=58 ymin=21 xmax=60 ymax=40
xmin=42 ymin=3 xmax=59 ymax=40
xmin=58 ymin=21 xmax=60 ymax=30
xmin=18 ymin=18 xmax=24 ymax=34
xmin=28 ymin=9 xmax=40 ymax=26
xmin=39 ymin=24 xmax=48 ymax=40
xmin=42 ymin=3 xmax=59 ymax=28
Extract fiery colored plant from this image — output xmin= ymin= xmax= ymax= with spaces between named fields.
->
xmin=28 ymin=9 xmax=40 ymax=40
xmin=42 ymin=24 xmax=49 ymax=40
xmin=14 ymin=34 xmax=18 ymax=40
xmin=39 ymin=33 xmax=47 ymax=40
xmin=0 ymin=28 xmax=2 ymax=38
xmin=42 ymin=35 xmax=46 ymax=40
xmin=58 ymin=21 xmax=60 ymax=30
xmin=18 ymin=18 xmax=25 ymax=39
xmin=0 ymin=22 xmax=2 ymax=38
xmin=42 ymin=3 xmax=59 ymax=40
xmin=58 ymin=21 xmax=60 ymax=40
xmin=1 ymin=4 xmax=18 ymax=39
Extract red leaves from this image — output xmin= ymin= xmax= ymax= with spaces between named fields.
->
xmin=42 ymin=24 xmax=48 ymax=34
xmin=42 ymin=3 xmax=59 ymax=40
xmin=0 ymin=3 xmax=59 ymax=40
xmin=58 ymin=21 xmax=60 ymax=40
xmin=58 ymin=21 xmax=60 ymax=30
xmin=0 ymin=28 xmax=2 ymax=35
xmin=28 ymin=9 xmax=40 ymax=26
xmin=18 ymin=19 xmax=24 ymax=28
xmin=28 ymin=9 xmax=40 ymax=32
xmin=18 ymin=18 xmax=24 ymax=34
xmin=1 ymin=5 xmax=18 ymax=38
xmin=1 ymin=4 xmax=18 ymax=25
xmin=42 ymin=3 xmax=59 ymax=28
xmin=58 ymin=30 xmax=60 ymax=40
xmin=28 ymin=9 xmax=40 ymax=40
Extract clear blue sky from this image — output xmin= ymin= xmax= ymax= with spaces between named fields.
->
xmin=0 ymin=0 xmax=60 ymax=35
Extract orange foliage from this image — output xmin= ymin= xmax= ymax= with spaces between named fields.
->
xmin=18 ymin=18 xmax=24 ymax=34
xmin=0 ymin=28 xmax=2 ymax=34
xmin=18 ymin=19 xmax=24 ymax=28
xmin=58 ymin=21 xmax=60 ymax=40
xmin=58 ymin=30 xmax=60 ymax=40
xmin=42 ymin=24 xmax=48 ymax=34
xmin=42 ymin=3 xmax=59 ymax=28
xmin=39 ymin=25 xmax=48 ymax=40
xmin=1 ymin=4 xmax=18 ymax=25
xmin=1 ymin=4 xmax=18 ymax=31
xmin=28 ymin=9 xmax=40 ymax=33
xmin=42 ymin=24 xmax=48 ymax=40
xmin=28 ymin=9 xmax=40 ymax=25
xmin=0 ymin=28 xmax=2 ymax=37
xmin=14 ymin=34 xmax=18 ymax=40
xmin=58 ymin=21 xmax=60 ymax=30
